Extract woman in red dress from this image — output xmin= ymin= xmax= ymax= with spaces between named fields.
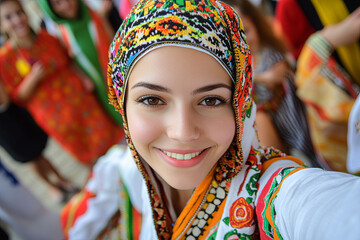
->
xmin=0 ymin=0 xmax=124 ymax=166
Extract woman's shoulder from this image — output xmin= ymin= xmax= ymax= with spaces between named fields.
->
xmin=258 ymin=156 xmax=306 ymax=189
xmin=224 ymin=153 xmax=305 ymax=206
xmin=256 ymin=167 xmax=360 ymax=239
xmin=209 ymin=155 xmax=305 ymax=239
xmin=36 ymin=29 xmax=60 ymax=44
xmin=0 ymin=41 xmax=14 ymax=60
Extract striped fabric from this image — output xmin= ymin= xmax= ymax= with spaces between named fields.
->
xmin=254 ymin=47 xmax=320 ymax=167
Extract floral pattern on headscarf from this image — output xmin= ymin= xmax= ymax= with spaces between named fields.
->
xmin=107 ymin=0 xmax=284 ymax=238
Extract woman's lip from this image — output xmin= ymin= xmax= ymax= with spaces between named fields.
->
xmin=159 ymin=148 xmax=205 ymax=154
xmin=156 ymin=148 xmax=210 ymax=168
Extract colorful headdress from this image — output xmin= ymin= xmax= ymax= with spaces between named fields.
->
xmin=108 ymin=0 xmax=261 ymax=237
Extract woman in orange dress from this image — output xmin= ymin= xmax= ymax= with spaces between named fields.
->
xmin=0 ymin=0 xmax=124 ymax=166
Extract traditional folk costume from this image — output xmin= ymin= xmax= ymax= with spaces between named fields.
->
xmin=0 ymin=30 xmax=124 ymax=164
xmin=38 ymin=0 xmax=124 ymax=125
xmin=274 ymin=0 xmax=315 ymax=60
xmin=253 ymin=47 xmax=319 ymax=166
xmin=296 ymin=33 xmax=360 ymax=172
xmin=295 ymin=0 xmax=360 ymax=172
xmin=61 ymin=0 xmax=360 ymax=239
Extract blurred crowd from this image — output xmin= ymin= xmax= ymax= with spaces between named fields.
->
xmin=0 ymin=0 xmax=359 ymax=239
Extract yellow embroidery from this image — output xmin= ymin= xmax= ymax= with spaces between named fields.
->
xmin=15 ymin=58 xmax=31 ymax=77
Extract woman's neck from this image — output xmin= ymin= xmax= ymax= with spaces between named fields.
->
xmin=11 ymin=33 xmax=35 ymax=49
xmin=166 ymin=184 xmax=194 ymax=217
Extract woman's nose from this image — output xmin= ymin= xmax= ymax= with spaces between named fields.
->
xmin=166 ymin=105 xmax=200 ymax=142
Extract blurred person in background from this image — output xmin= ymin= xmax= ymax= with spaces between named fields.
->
xmin=0 ymin=0 xmax=124 ymax=168
xmin=274 ymin=0 xmax=316 ymax=61
xmin=222 ymin=0 xmax=320 ymax=167
xmin=38 ymin=0 xmax=124 ymax=126
xmin=295 ymin=3 xmax=360 ymax=172
xmin=86 ymin=0 xmax=123 ymax=32
xmin=0 ymin=81 xmax=76 ymax=202
xmin=0 ymin=158 xmax=64 ymax=240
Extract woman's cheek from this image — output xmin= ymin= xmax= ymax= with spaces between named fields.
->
xmin=203 ymin=107 xmax=235 ymax=145
xmin=210 ymin=116 xmax=235 ymax=146
xmin=127 ymin=109 xmax=163 ymax=146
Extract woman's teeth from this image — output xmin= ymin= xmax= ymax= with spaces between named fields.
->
xmin=162 ymin=150 xmax=202 ymax=160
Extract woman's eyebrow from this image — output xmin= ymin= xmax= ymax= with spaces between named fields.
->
xmin=131 ymin=82 xmax=170 ymax=92
xmin=192 ymin=84 xmax=232 ymax=95
xmin=131 ymin=82 xmax=232 ymax=94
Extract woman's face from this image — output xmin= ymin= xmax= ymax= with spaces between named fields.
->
xmin=49 ymin=0 xmax=79 ymax=19
xmin=126 ymin=46 xmax=235 ymax=190
xmin=0 ymin=1 xmax=30 ymax=40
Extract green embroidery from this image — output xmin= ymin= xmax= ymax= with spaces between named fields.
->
xmin=175 ymin=0 xmax=185 ymax=6
xmin=245 ymin=103 xmax=252 ymax=118
xmin=246 ymin=173 xmax=259 ymax=196
xmin=207 ymin=230 xmax=217 ymax=240
xmin=223 ymin=217 xmax=230 ymax=226
xmin=261 ymin=167 xmax=303 ymax=239
xmin=224 ymin=229 xmax=252 ymax=240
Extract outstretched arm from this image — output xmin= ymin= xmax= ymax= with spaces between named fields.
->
xmin=257 ymin=165 xmax=360 ymax=239
xmin=275 ymin=168 xmax=360 ymax=239
xmin=321 ymin=7 xmax=360 ymax=49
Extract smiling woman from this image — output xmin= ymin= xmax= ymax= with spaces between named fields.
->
xmin=126 ymin=46 xmax=235 ymax=192
xmin=60 ymin=0 xmax=360 ymax=239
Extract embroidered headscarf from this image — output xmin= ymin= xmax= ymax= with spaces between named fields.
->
xmin=108 ymin=0 xmax=283 ymax=238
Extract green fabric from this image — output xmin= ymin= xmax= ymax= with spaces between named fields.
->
xmin=38 ymin=0 xmax=123 ymax=125
xmin=38 ymin=0 xmax=101 ymax=79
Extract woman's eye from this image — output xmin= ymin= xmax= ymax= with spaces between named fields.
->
xmin=200 ymin=97 xmax=225 ymax=106
xmin=137 ymin=96 xmax=164 ymax=106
